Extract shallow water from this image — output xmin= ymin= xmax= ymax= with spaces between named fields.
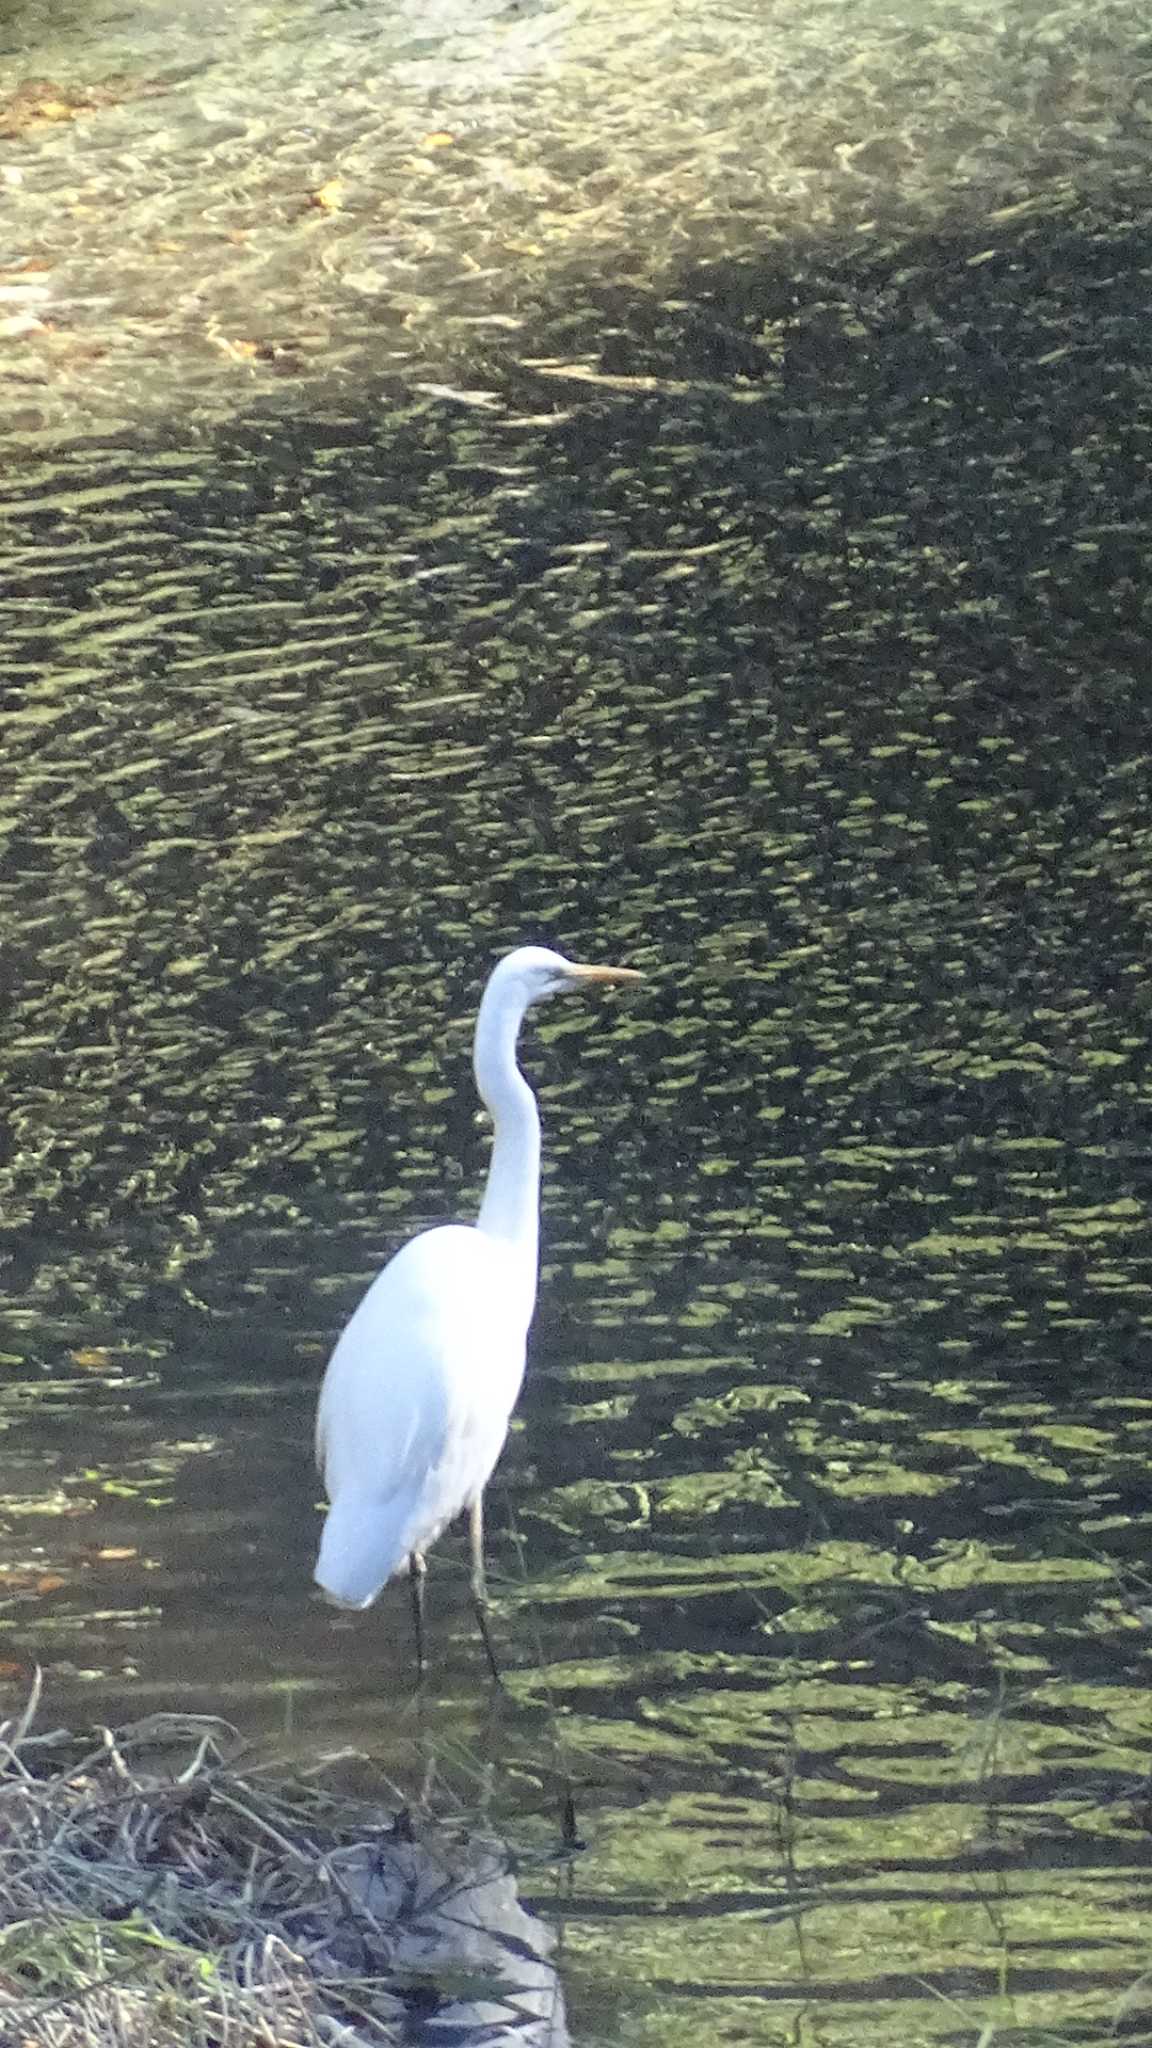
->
xmin=4 ymin=0 xmax=1152 ymax=2039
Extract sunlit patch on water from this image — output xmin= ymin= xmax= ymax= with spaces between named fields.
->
xmin=0 ymin=0 xmax=1149 ymax=435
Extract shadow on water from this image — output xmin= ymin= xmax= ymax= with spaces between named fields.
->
xmin=3 ymin=2 xmax=1152 ymax=2034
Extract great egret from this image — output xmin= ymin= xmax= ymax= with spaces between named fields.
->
xmin=314 ymin=943 xmax=641 ymax=1677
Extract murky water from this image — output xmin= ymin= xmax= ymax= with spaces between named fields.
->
xmin=4 ymin=0 xmax=1152 ymax=2039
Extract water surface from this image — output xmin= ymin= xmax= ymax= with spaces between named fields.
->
xmin=3 ymin=0 xmax=1152 ymax=2040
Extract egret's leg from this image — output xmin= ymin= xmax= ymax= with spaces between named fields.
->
xmin=469 ymin=1495 xmax=503 ymax=1685
xmin=408 ymin=1550 xmax=427 ymax=1682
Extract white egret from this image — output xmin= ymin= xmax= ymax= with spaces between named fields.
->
xmin=314 ymin=943 xmax=641 ymax=1677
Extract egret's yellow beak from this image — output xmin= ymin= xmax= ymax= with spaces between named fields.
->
xmin=566 ymin=962 xmax=643 ymax=985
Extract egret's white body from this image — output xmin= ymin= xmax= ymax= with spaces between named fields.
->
xmin=313 ymin=944 xmax=639 ymax=1668
xmin=315 ymin=1226 xmax=531 ymax=1610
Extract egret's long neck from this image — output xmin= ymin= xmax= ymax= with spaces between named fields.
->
xmin=473 ymin=982 xmax=541 ymax=1272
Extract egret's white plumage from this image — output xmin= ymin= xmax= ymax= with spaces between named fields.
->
xmin=314 ymin=1226 xmax=531 ymax=1609
xmin=313 ymin=944 xmax=640 ymax=1668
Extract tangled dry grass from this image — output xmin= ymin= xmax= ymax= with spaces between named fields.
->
xmin=0 ymin=1673 xmax=567 ymax=2046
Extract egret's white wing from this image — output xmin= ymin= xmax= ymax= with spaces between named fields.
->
xmin=314 ymin=1224 xmax=531 ymax=1608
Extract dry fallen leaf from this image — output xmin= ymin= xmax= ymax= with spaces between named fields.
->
xmin=211 ymin=335 xmax=261 ymax=361
xmin=35 ymin=1575 xmax=66 ymax=1595
xmin=310 ymin=177 xmax=345 ymax=212
xmin=96 ymin=1547 xmax=138 ymax=1561
xmin=70 ymin=1347 xmax=109 ymax=1369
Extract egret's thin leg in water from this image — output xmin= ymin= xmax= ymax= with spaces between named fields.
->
xmin=469 ymin=1496 xmax=503 ymax=1685
xmin=408 ymin=1550 xmax=427 ymax=1682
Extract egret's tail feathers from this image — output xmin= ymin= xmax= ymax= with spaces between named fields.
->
xmin=314 ymin=1494 xmax=408 ymax=1611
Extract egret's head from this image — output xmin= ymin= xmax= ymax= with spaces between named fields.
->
xmin=493 ymin=944 xmax=642 ymax=1006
